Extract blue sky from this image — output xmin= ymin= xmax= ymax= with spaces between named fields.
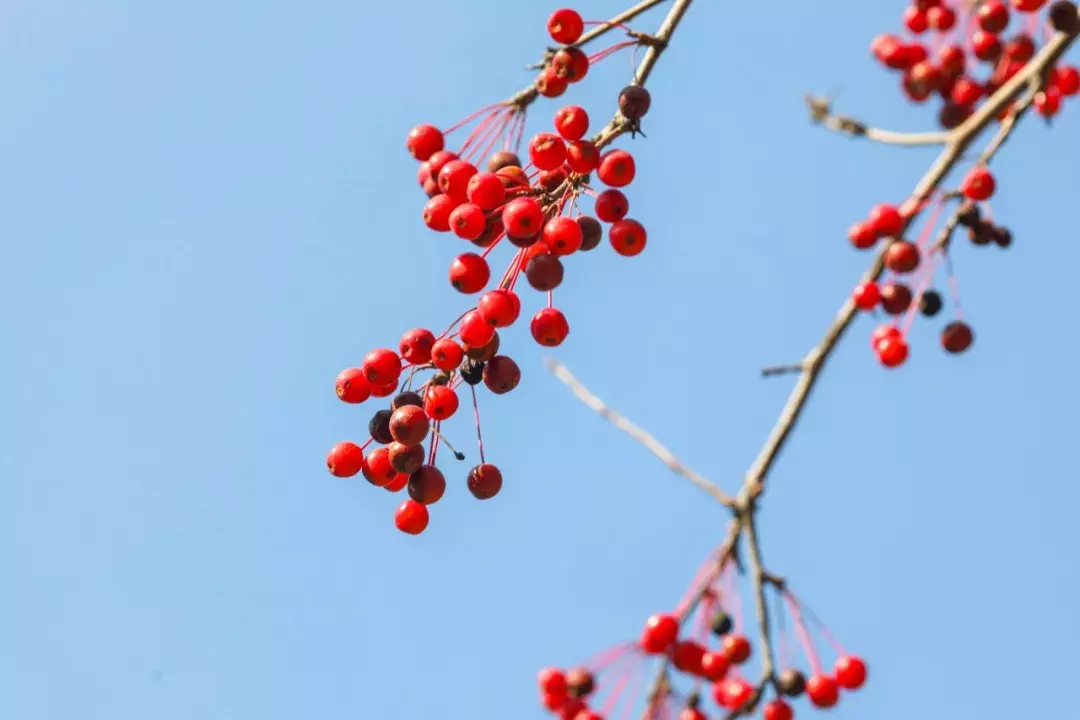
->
xmin=2 ymin=1 xmax=1079 ymax=718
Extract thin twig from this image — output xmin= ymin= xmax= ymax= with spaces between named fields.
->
xmin=805 ymin=94 xmax=951 ymax=147
xmin=544 ymin=358 xmax=733 ymax=507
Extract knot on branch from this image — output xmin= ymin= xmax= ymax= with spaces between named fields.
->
xmin=627 ymin=30 xmax=667 ymax=49
xmin=805 ymin=94 xmax=867 ymax=137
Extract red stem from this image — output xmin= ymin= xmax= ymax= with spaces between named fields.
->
xmin=470 ymin=385 xmax=486 ymax=465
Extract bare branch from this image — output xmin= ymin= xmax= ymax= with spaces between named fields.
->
xmin=805 ymin=94 xmax=951 ymax=147
xmin=760 ymin=363 xmax=804 ymax=378
xmin=545 ymin=358 xmax=733 ymax=508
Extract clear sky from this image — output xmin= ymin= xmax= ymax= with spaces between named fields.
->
xmin=3 ymin=1 xmax=1079 ymax=718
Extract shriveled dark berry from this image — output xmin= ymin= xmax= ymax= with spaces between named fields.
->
xmin=460 ymin=359 xmax=485 ymax=385
xmin=686 ymin=692 xmax=702 ymax=710
xmin=577 ymin=215 xmax=603 ymax=251
xmin=471 ymin=215 xmax=505 ymax=249
xmin=368 ymin=409 xmax=393 ymax=445
xmin=956 ymin=202 xmax=982 ymax=228
xmin=1049 ymin=1 xmax=1079 ymax=33
xmin=710 ymin=611 xmax=733 ymax=637
xmin=487 ymin=151 xmax=522 ymax=173
xmin=430 ymin=371 xmax=451 ymax=386
xmin=938 ymin=101 xmax=969 ymax=129
xmin=969 ymin=223 xmax=994 ymax=246
xmin=993 ymin=225 xmax=1012 ymax=248
xmin=919 ymin=289 xmax=943 ymax=317
xmin=391 ymin=391 xmax=423 ymax=410
xmin=565 ymin=667 xmax=595 ymax=699
xmin=777 ymin=669 xmax=806 ymax=698
xmin=618 ymin=85 xmax=652 ymax=120
xmin=526 ymin=254 xmax=565 ymax=291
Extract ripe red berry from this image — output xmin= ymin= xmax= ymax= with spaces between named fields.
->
xmin=502 ymin=197 xmax=545 ymax=238
xmin=547 ymin=8 xmax=584 ymax=44
xmin=699 ymin=651 xmax=729 ymax=681
xmin=848 ymin=221 xmax=878 ymax=249
xmin=594 ymin=189 xmax=629 ymax=222
xmin=978 ymin=1 xmax=1010 ymax=32
xmin=529 ymin=132 xmax=567 ymax=171
xmin=450 ymin=203 xmax=487 ymax=240
xmin=531 ymin=307 xmax=570 ymax=347
xmin=536 ymin=67 xmax=568 ymax=98
xmin=880 ymin=283 xmax=913 ymax=315
xmin=543 ymin=216 xmax=584 ymax=255
xmin=566 ymin=140 xmax=599 ymax=173
xmin=885 ymin=240 xmax=921 ymax=273
xmin=438 ymin=160 xmax=478 ymax=202
xmin=903 ymin=5 xmax=929 ymax=33
xmin=383 ymin=472 xmax=408 ymax=492
xmin=478 ymin=289 xmax=520 ymax=328
xmin=408 ymin=465 xmax=446 ymax=505
xmin=760 ymin=699 xmax=792 ymax=720
xmin=326 ymin=441 xmax=364 ymax=478
xmin=423 ymin=194 xmax=458 ymax=232
xmin=394 ymin=499 xmax=429 ymax=535
xmin=715 ymin=678 xmax=753 ymax=711
xmin=554 ymin=105 xmax=589 ymax=141
xmin=721 ymin=634 xmax=752 ymax=665
xmin=362 ymin=446 xmax=396 ymax=486
xmin=972 ymin=31 xmax=1002 ymax=61
xmin=597 ymin=149 xmax=636 ymax=187
xmin=942 ymin=321 xmax=974 ymax=353
xmin=938 ymin=44 xmax=966 ymax=75
xmin=868 ymin=203 xmax=904 ymax=237
xmin=951 ymin=76 xmax=983 ymax=106
xmin=430 ymin=338 xmax=464 ymax=372
xmin=449 ymin=253 xmax=490 ymax=294
xmin=678 ymin=709 xmax=706 ymax=720
xmin=853 ymin=281 xmax=881 ymax=310
xmin=872 ymin=323 xmax=901 ymax=350
xmin=389 ymin=405 xmax=430 ymax=446
xmin=464 ymin=332 xmax=500 ymax=363
xmin=526 ymin=254 xmax=565 ymax=291
xmin=877 ymin=335 xmax=910 ymax=368
xmin=388 ymin=441 xmax=425 ymax=475
xmin=466 ymin=172 xmax=506 ymax=211
xmin=467 ymin=463 xmax=503 ymax=499
xmin=552 ymin=47 xmax=589 ymax=83
xmin=406 ymin=124 xmax=444 ymax=162
xmin=609 ymin=218 xmax=647 ymax=256
xmin=483 ymin=355 xmax=521 ymax=394
xmin=423 ymin=385 xmax=459 ymax=421
xmin=671 ymin=640 xmax=706 ymax=675
xmin=640 ymin=613 xmax=679 ymax=654
xmin=399 ymin=328 xmax=436 ymax=365
xmin=1035 ymin=87 xmax=1063 ymax=117
xmin=807 ymin=675 xmax=839 ymax=708
xmin=961 ymin=166 xmax=996 ymax=200
xmin=370 ymin=379 xmax=398 ymax=398
xmin=335 ymin=367 xmax=371 ymax=404
xmin=1052 ymin=65 xmax=1080 ymax=95
xmin=834 ymin=655 xmax=868 ymax=690
xmin=362 ymin=348 xmax=401 ymax=386
xmin=928 ymin=5 xmax=956 ymax=30
xmin=1012 ymin=0 xmax=1048 ymax=10
xmin=459 ymin=310 xmax=496 ymax=348
xmin=538 ymin=667 xmax=568 ymax=697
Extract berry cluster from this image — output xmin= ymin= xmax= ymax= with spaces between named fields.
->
xmin=872 ymin=0 xmax=1079 ymax=126
xmin=328 ymin=8 xmax=658 ymax=533
xmin=537 ymin=558 xmax=866 ymax=719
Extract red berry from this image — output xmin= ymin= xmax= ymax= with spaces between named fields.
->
xmin=388 ymin=441 xmax=425 ymax=475
xmin=938 ymin=44 xmax=966 ymax=75
xmin=548 ymin=8 xmax=584 ymax=44
xmin=942 ymin=321 xmax=974 ymax=353
xmin=1035 ymin=87 xmax=1063 ymax=117
xmin=408 ymin=465 xmax=446 ymax=505
xmin=423 ymin=194 xmax=458 ymax=232
xmin=389 ymin=405 xmax=430 ymax=446
xmin=1012 ymin=0 xmax=1047 ymax=11
xmin=450 ymin=203 xmax=487 ymax=240
xmin=438 ymin=160 xmax=478 ymax=202
xmin=699 ymin=651 xmax=729 ymax=681
xmin=763 ymin=699 xmax=793 ymax=720
xmin=430 ymin=338 xmax=464 ymax=372
xmin=835 ymin=655 xmax=868 ymax=690
xmin=478 ymin=289 xmax=520 ymax=328
xmin=972 ymin=31 xmax=1002 ymax=61
xmin=978 ymin=1 xmax=1010 ymax=32
xmin=640 ymin=613 xmax=678 ymax=654
xmin=951 ymin=76 xmax=983 ymax=106
xmin=467 ymin=463 xmax=503 ymax=499
xmin=362 ymin=348 xmax=401 ymax=386
xmin=848 ymin=221 xmax=877 ymax=249
xmin=807 ymin=675 xmax=839 ymax=708
xmin=559 ymin=702 xmax=587 ymax=720
xmin=466 ymin=172 xmax=506 ymax=210
xmin=399 ymin=328 xmax=436 ymax=365
xmin=928 ymin=5 xmax=956 ymax=30
xmin=1052 ymin=65 xmax=1080 ymax=95
xmin=543 ymin=216 xmax=584 ymax=255
xmin=483 ymin=355 xmax=521 ymax=394
xmin=594 ymin=189 xmax=629 ymax=222
xmin=597 ymin=149 xmax=636 ymax=187
xmin=868 ymin=203 xmax=903 ymax=237
xmin=423 ymin=385 xmax=459 ymax=421
xmin=885 ymin=240 xmax=921 ymax=273
xmin=326 ymin=441 xmax=364 ymax=477
xmin=853 ymin=281 xmax=881 ymax=311
xmin=877 ymin=335 xmax=909 ymax=368
xmin=529 ymin=132 xmax=567 ymax=171
xmin=426 ymin=150 xmax=457 ymax=176
xmin=552 ymin=47 xmax=589 ymax=83
xmin=394 ymin=499 xmax=429 ymax=535
xmin=406 ymin=124 xmax=444 ymax=162
xmin=369 ymin=379 xmax=398 ymax=398
xmin=903 ymin=5 xmax=929 ymax=33
xmin=335 ymin=367 xmax=371 ymax=404
xmin=609 ymin=218 xmax=647 ymax=256
xmin=721 ymin=634 xmax=752 ymax=665
xmin=502 ymin=197 xmax=545 ymax=238
xmin=383 ymin=472 xmax=408 ymax=492
xmin=872 ymin=323 xmax=901 ymax=350
xmin=459 ymin=310 xmax=496 ymax=348
xmin=362 ymin=446 xmax=396 ymax=486
xmin=538 ymin=667 xmax=568 ymax=698
xmin=566 ymin=140 xmax=599 ymax=173
xmin=449 ymin=253 xmax=490 ymax=294
xmin=531 ymin=307 xmax=570 ymax=347
xmin=554 ymin=105 xmax=590 ymax=141
xmin=961 ymin=166 xmax=996 ymax=200
xmin=715 ymin=678 xmax=753 ymax=711
xmin=678 ymin=709 xmax=707 ymax=720
xmin=536 ymin=67 xmax=568 ymax=98
xmin=671 ymin=640 xmax=706 ymax=675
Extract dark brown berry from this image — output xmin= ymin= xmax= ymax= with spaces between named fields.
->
xmin=391 ymin=391 xmax=423 ymax=410
xmin=777 ymin=669 xmax=806 ymax=698
xmin=992 ymin=225 xmax=1012 ymax=248
xmin=942 ymin=321 xmax=974 ymax=353
xmin=483 ymin=355 xmax=521 ymax=394
xmin=710 ymin=611 xmax=733 ymax=637
xmin=460 ymin=359 xmax=485 ymax=386
xmin=408 ymin=465 xmax=446 ymax=505
xmin=618 ymin=85 xmax=652 ymax=120
xmin=969 ymin=223 xmax=994 ymax=246
xmin=1049 ymin=1 xmax=1079 ymax=33
xmin=956 ymin=202 xmax=981 ymax=228
xmin=464 ymin=331 xmax=500 ymax=362
xmin=368 ymin=409 xmax=393 ymax=444
xmin=880 ymin=282 xmax=913 ymax=315
xmin=565 ymin=667 xmax=595 ymax=699
xmin=431 ymin=371 xmax=451 ymax=386
xmin=919 ymin=289 xmax=943 ymax=317
xmin=577 ymin=215 xmax=603 ymax=251
xmin=466 ymin=463 xmax=503 ymax=500
xmin=525 ymin=254 xmax=565 ymax=291
xmin=487 ymin=151 xmax=522 ymax=173
xmin=938 ymin=101 xmax=970 ymax=129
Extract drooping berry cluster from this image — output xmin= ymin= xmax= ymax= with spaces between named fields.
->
xmin=537 ymin=556 xmax=866 ymax=719
xmin=329 ymin=8 xmax=659 ymax=533
xmin=872 ymin=0 xmax=1079 ymax=126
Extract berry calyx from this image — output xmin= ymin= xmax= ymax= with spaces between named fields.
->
xmin=326 ymin=441 xmax=364 ymax=477
xmin=394 ymin=499 xmax=429 ymax=535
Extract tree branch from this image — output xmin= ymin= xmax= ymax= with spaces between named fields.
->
xmin=805 ymin=94 xmax=951 ymax=147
